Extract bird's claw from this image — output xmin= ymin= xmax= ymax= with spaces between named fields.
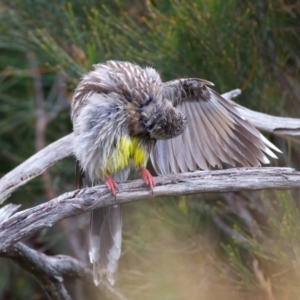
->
xmin=105 ymin=176 xmax=118 ymax=196
xmin=140 ymin=167 xmax=155 ymax=190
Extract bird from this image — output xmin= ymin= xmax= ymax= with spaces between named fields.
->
xmin=71 ymin=60 xmax=281 ymax=286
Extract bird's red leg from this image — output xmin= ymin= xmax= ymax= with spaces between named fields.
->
xmin=105 ymin=176 xmax=118 ymax=196
xmin=140 ymin=166 xmax=155 ymax=190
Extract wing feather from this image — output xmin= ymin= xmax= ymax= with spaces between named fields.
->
xmin=181 ymin=104 xmax=202 ymax=170
xmin=188 ymin=101 xmax=223 ymax=167
xmin=150 ymin=140 xmax=169 ymax=175
xmin=170 ymin=133 xmax=189 ymax=172
xmin=167 ymin=137 xmax=181 ymax=173
xmin=150 ymin=79 xmax=281 ymax=174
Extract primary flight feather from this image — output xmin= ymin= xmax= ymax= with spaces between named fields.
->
xmin=71 ymin=60 xmax=280 ymax=285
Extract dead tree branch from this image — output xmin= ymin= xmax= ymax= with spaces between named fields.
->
xmin=0 ymin=204 xmax=70 ymax=299
xmin=0 ymin=90 xmax=298 ymax=203
xmin=28 ymin=52 xmax=55 ymax=200
xmin=0 ymin=134 xmax=73 ymax=204
xmin=236 ymin=105 xmax=300 ymax=136
xmin=0 ymin=167 xmax=300 ymax=251
xmin=0 ymin=204 xmax=127 ymax=300
xmin=223 ymin=89 xmax=300 ymax=135
xmin=0 ymin=203 xmax=21 ymax=224
xmin=1 ymin=243 xmax=128 ymax=300
xmin=1 ymin=89 xmax=299 ymax=204
xmin=2 ymin=242 xmax=72 ymax=300
xmin=0 ymin=89 xmax=299 ymax=299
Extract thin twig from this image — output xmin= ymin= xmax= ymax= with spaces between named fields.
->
xmin=28 ymin=52 xmax=57 ymax=200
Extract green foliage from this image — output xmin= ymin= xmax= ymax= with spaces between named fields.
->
xmin=222 ymin=191 xmax=300 ymax=299
xmin=0 ymin=0 xmax=300 ymax=299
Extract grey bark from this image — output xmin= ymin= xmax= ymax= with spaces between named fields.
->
xmin=2 ymin=243 xmax=72 ymax=300
xmin=1 ymin=89 xmax=299 ymax=204
xmin=1 ymin=167 xmax=299 ymax=252
xmin=0 ymin=134 xmax=74 ymax=204
xmin=1 ymin=242 xmax=128 ymax=300
xmin=222 ymin=89 xmax=300 ymax=135
xmin=0 ymin=204 xmax=127 ymax=300
xmin=0 ymin=89 xmax=299 ymax=299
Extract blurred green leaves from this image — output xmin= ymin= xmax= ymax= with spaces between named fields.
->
xmin=0 ymin=0 xmax=300 ymax=299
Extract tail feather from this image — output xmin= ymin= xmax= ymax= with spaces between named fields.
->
xmin=88 ymin=167 xmax=129 ymax=285
xmin=90 ymin=205 xmax=122 ymax=285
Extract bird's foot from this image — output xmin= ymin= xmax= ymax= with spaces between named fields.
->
xmin=105 ymin=176 xmax=118 ymax=196
xmin=140 ymin=167 xmax=155 ymax=190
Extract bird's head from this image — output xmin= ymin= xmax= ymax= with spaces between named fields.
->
xmin=138 ymin=97 xmax=187 ymax=140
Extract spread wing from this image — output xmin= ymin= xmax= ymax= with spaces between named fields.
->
xmin=150 ymin=79 xmax=281 ymax=175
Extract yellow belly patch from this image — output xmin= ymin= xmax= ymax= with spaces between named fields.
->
xmin=106 ymin=136 xmax=147 ymax=175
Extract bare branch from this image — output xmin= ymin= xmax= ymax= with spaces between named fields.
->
xmin=1 ymin=89 xmax=300 ymax=205
xmin=0 ymin=203 xmax=71 ymax=300
xmin=235 ymin=105 xmax=300 ymax=136
xmin=220 ymin=88 xmax=242 ymax=100
xmin=222 ymin=89 xmax=300 ymax=136
xmin=2 ymin=242 xmax=72 ymax=300
xmin=0 ymin=204 xmax=127 ymax=300
xmin=0 ymin=89 xmax=297 ymax=299
xmin=1 ymin=241 xmax=128 ymax=300
xmin=212 ymin=215 xmax=248 ymax=244
xmin=0 ymin=134 xmax=74 ymax=204
xmin=0 ymin=203 xmax=21 ymax=224
xmin=28 ymin=52 xmax=57 ymax=200
xmin=0 ymin=167 xmax=300 ymax=251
